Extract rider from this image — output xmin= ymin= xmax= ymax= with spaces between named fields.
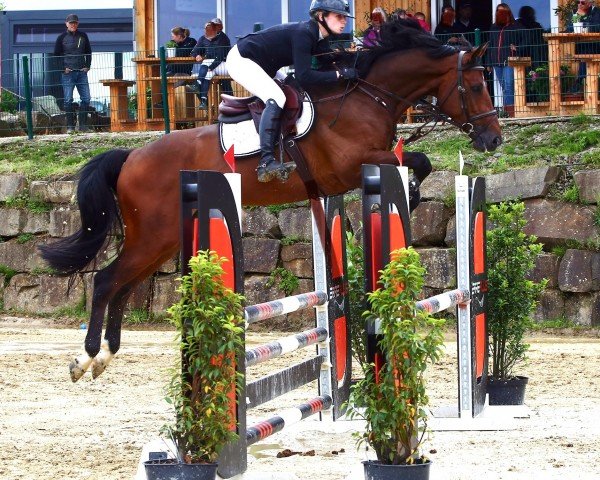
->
xmin=226 ymin=0 xmax=358 ymax=183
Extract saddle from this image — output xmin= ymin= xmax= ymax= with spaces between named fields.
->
xmin=218 ymin=79 xmax=304 ymax=137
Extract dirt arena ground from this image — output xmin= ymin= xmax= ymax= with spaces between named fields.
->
xmin=1 ymin=318 xmax=599 ymax=480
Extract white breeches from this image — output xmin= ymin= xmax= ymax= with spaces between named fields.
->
xmin=226 ymin=44 xmax=286 ymax=108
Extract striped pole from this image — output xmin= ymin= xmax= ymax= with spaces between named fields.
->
xmin=245 ymin=327 xmax=328 ymax=367
xmin=244 ymin=291 xmax=327 ymax=326
xmin=416 ymin=288 xmax=470 ymax=314
xmin=369 ymin=288 xmax=471 ymax=335
xmin=246 ymin=395 xmax=333 ymax=446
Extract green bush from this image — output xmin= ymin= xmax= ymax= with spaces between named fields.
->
xmin=487 ymin=202 xmax=547 ymax=380
xmin=0 ymin=89 xmax=18 ymax=113
xmin=164 ymin=250 xmax=245 ymax=463
xmin=348 ymin=247 xmax=445 ymax=465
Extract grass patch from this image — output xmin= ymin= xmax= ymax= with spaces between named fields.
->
xmin=531 ymin=316 xmax=579 ymax=330
xmin=16 ymin=233 xmax=35 ymax=244
xmin=50 ymin=297 xmax=87 ymax=320
xmin=406 ymin=121 xmax=600 ymax=176
xmin=280 ymin=235 xmax=304 ymax=246
xmin=266 ymin=267 xmax=299 ymax=296
xmin=0 ymin=134 xmax=157 ymax=180
xmin=561 ymin=184 xmax=579 ymax=203
xmin=3 ymin=194 xmax=52 ymax=213
xmin=0 ymin=264 xmax=17 ymax=286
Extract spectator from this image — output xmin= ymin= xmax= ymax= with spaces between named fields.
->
xmin=190 ymin=19 xmax=232 ymax=109
xmin=363 ymin=7 xmax=387 ymax=47
xmin=487 ymin=3 xmax=520 ymax=117
xmin=414 ymin=12 xmax=431 ymax=32
xmin=209 ymin=18 xmax=233 ymax=97
xmin=53 ymin=13 xmax=92 ymax=133
xmin=390 ymin=9 xmax=407 ymax=21
xmin=453 ymin=3 xmax=476 ymax=34
xmin=515 ymin=6 xmax=547 ymax=67
xmin=166 ymin=27 xmax=197 ymax=78
xmin=434 ymin=6 xmax=458 ymax=36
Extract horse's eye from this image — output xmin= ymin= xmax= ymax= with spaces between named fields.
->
xmin=471 ymin=85 xmax=483 ymax=93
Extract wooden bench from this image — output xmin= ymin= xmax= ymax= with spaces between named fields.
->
xmin=100 ymin=79 xmax=136 ymax=131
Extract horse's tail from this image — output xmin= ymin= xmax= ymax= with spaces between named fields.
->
xmin=39 ymin=149 xmax=132 ymax=275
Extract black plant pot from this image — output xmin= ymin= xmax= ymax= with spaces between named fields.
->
xmin=487 ymin=375 xmax=528 ymax=405
xmin=363 ymin=459 xmax=431 ymax=480
xmin=144 ymin=459 xmax=218 ymax=480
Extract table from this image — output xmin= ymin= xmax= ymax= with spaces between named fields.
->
xmin=543 ymin=32 xmax=600 ymax=114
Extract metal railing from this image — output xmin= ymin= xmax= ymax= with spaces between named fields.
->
xmin=0 ymin=30 xmax=598 ymax=138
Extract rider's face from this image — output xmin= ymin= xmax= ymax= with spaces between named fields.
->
xmin=324 ymin=12 xmax=348 ymax=34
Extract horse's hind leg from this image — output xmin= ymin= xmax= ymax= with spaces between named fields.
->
xmin=88 ymin=244 xmax=178 ymax=378
xmin=70 ymin=261 xmax=124 ymax=381
xmin=90 ymin=252 xmax=175 ymax=378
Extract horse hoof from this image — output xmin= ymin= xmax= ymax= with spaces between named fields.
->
xmin=69 ymin=360 xmax=87 ymax=382
xmin=91 ymin=360 xmax=107 ymax=379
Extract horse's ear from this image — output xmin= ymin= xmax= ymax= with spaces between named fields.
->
xmin=471 ymin=42 xmax=488 ymax=60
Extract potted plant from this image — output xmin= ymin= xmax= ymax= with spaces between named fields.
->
xmin=571 ymin=13 xmax=586 ymax=32
xmin=486 ymin=202 xmax=546 ymax=405
xmin=145 ymin=250 xmax=245 ymax=480
xmin=165 ymin=40 xmax=177 ymax=58
xmin=554 ymin=0 xmax=579 ymax=29
xmin=348 ymin=247 xmax=445 ymax=480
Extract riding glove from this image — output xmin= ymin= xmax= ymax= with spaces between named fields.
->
xmin=339 ymin=67 xmax=359 ymax=81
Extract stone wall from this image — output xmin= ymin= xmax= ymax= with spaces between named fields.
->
xmin=1 ymin=167 xmax=599 ymax=326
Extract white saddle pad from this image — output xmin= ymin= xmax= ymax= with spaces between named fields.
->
xmin=219 ymin=93 xmax=315 ymax=157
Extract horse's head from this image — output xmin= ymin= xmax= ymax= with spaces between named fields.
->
xmin=435 ymin=44 xmax=503 ymax=152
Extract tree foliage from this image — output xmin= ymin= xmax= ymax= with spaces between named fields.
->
xmin=487 ymin=202 xmax=547 ymax=380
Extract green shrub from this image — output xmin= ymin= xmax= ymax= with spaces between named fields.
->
xmin=487 ymin=202 xmax=547 ymax=380
xmin=164 ymin=251 xmax=244 ymax=463
xmin=0 ymin=89 xmax=18 ymax=113
xmin=348 ymin=247 xmax=444 ymax=465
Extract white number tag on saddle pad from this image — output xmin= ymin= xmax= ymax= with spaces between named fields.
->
xmin=218 ymin=94 xmax=315 ymax=157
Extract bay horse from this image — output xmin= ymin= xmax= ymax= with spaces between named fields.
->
xmin=40 ymin=21 xmax=502 ymax=382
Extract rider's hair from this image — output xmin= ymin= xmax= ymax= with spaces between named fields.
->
xmin=310 ymin=9 xmax=331 ymax=21
xmin=171 ymin=26 xmax=190 ymax=38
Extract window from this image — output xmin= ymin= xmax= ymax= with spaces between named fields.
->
xmin=14 ymin=24 xmax=132 ymax=45
xmin=226 ymin=0 xmax=282 ymax=41
xmin=157 ymin=0 xmax=217 ymax=48
xmin=288 ymin=0 xmax=313 ymax=23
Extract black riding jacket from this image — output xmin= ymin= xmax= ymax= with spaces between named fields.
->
xmin=54 ymin=30 xmax=92 ymax=70
xmin=237 ymin=20 xmax=338 ymax=87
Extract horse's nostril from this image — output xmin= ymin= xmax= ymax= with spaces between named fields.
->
xmin=492 ymin=136 xmax=502 ymax=147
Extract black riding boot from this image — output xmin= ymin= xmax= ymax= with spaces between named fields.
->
xmin=256 ymin=99 xmax=287 ymax=183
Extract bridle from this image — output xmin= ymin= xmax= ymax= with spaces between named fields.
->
xmin=316 ymin=48 xmax=498 ymax=145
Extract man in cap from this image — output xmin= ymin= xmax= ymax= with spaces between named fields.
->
xmin=54 ymin=14 xmax=92 ymax=133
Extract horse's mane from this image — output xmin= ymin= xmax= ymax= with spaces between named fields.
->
xmin=331 ymin=19 xmax=466 ymax=77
